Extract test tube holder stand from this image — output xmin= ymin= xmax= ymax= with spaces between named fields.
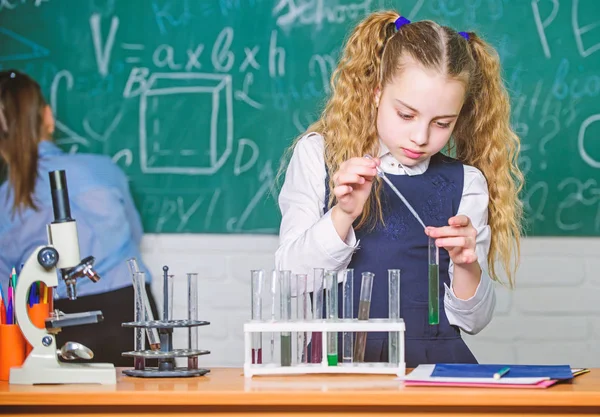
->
xmin=243 ymin=319 xmax=405 ymax=378
xmin=121 ymin=319 xmax=211 ymax=378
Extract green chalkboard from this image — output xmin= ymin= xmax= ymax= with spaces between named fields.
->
xmin=1 ymin=0 xmax=599 ymax=236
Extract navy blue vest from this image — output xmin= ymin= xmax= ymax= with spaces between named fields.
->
xmin=325 ymin=153 xmax=477 ymax=367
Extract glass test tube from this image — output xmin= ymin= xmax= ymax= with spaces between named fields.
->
xmin=310 ymin=268 xmax=324 ymax=364
xmin=325 ymin=270 xmax=338 ymax=366
xmin=168 ymin=274 xmax=175 ymax=320
xmin=270 ymin=270 xmax=278 ymax=364
xmin=354 ymin=272 xmax=374 ymax=362
xmin=132 ymin=271 xmax=146 ymax=370
xmin=388 ymin=269 xmax=401 ymax=365
xmin=296 ymin=274 xmax=308 ymax=364
xmin=341 ymin=269 xmax=354 ymax=364
xmin=428 ymin=237 xmax=439 ymax=325
xmin=187 ymin=273 xmax=199 ymax=369
xmin=279 ymin=270 xmax=292 ymax=366
xmin=127 ymin=259 xmax=160 ymax=350
xmin=251 ymin=270 xmax=264 ymax=364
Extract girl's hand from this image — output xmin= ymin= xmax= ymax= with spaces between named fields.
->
xmin=425 ymin=215 xmax=478 ymax=265
xmin=332 ymin=157 xmax=379 ymax=220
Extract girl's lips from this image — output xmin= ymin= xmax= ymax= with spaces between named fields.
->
xmin=402 ymin=148 xmax=424 ymax=159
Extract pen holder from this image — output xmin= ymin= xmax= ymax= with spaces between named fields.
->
xmin=25 ymin=303 xmax=50 ymax=356
xmin=0 ymin=324 xmax=26 ymax=381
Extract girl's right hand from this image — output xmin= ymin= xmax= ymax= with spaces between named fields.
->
xmin=332 ymin=157 xmax=379 ymax=220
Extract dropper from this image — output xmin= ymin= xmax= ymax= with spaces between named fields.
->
xmin=364 ymin=154 xmax=426 ymax=229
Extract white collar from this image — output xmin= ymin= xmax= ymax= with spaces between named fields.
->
xmin=378 ymin=139 xmax=430 ymax=176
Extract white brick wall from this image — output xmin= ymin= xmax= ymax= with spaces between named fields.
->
xmin=140 ymin=235 xmax=600 ymax=368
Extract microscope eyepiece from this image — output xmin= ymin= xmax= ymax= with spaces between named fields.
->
xmin=49 ymin=170 xmax=73 ymax=223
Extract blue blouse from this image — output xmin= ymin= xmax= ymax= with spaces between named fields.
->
xmin=0 ymin=141 xmax=151 ymax=299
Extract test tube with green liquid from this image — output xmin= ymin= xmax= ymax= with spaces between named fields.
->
xmin=279 ymin=270 xmax=292 ymax=366
xmin=429 ymin=237 xmax=439 ymax=325
xmin=354 ymin=272 xmax=373 ymax=362
xmin=341 ymin=269 xmax=354 ymax=364
xmin=388 ymin=269 xmax=401 ymax=365
xmin=310 ymin=268 xmax=324 ymax=364
xmin=325 ymin=270 xmax=338 ymax=366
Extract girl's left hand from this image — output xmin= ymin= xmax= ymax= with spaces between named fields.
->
xmin=425 ymin=215 xmax=478 ymax=265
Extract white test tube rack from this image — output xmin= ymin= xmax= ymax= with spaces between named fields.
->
xmin=243 ymin=319 xmax=405 ymax=377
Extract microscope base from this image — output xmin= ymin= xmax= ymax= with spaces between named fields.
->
xmin=10 ymin=361 xmax=116 ymax=385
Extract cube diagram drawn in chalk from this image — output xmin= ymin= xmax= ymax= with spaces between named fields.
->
xmin=139 ymin=73 xmax=233 ymax=175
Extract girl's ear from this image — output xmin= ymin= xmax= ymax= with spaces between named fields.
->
xmin=374 ymin=87 xmax=381 ymax=108
xmin=42 ymin=105 xmax=55 ymax=138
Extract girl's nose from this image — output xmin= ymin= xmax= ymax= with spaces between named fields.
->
xmin=410 ymin=124 xmax=429 ymax=146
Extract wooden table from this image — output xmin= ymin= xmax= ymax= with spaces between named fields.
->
xmin=0 ymin=368 xmax=599 ymax=416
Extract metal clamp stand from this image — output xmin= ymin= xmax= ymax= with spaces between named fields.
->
xmin=121 ymin=319 xmax=210 ymax=377
xmin=122 ymin=267 xmax=211 ymax=377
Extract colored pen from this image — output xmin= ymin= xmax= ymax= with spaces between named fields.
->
xmin=28 ymin=284 xmax=35 ymax=307
xmin=11 ymin=266 xmax=17 ymax=288
xmin=0 ymin=282 xmax=5 ymax=324
xmin=494 ymin=366 xmax=510 ymax=380
xmin=7 ymin=280 xmax=13 ymax=325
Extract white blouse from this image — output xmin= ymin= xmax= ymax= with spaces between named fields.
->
xmin=275 ymin=133 xmax=496 ymax=335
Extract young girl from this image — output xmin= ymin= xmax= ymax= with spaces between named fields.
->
xmin=0 ymin=70 xmax=158 ymax=366
xmin=276 ymin=11 xmax=523 ymax=366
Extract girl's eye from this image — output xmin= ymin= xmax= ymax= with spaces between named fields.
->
xmin=436 ymin=122 xmax=451 ymax=129
xmin=398 ymin=112 xmax=414 ymax=120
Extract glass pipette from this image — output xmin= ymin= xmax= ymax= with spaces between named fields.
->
xmin=364 ymin=154 xmax=426 ymax=229
xmin=364 ymin=154 xmax=439 ymax=325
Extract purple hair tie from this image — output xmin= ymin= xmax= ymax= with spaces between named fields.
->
xmin=458 ymin=31 xmax=470 ymax=41
xmin=395 ymin=16 xmax=411 ymax=30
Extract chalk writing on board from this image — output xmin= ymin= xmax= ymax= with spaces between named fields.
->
xmin=152 ymin=0 xmax=193 ymax=35
xmin=112 ymin=148 xmax=133 ymax=168
xmin=0 ymin=0 xmax=49 ymax=12
xmin=239 ymin=46 xmax=260 ymax=72
xmin=578 ymin=114 xmax=600 ymax=169
xmin=571 ymin=0 xmax=600 ymax=58
xmin=90 ymin=14 xmax=119 ymax=77
xmin=50 ymin=70 xmax=89 ymax=147
xmin=83 ymin=109 xmax=123 ymax=144
xmin=0 ymin=27 xmax=49 ymax=61
xmin=141 ymin=189 xmax=223 ymax=232
xmin=227 ymin=161 xmax=277 ymax=233
xmin=556 ymin=177 xmax=600 ymax=231
xmin=122 ymin=43 xmax=144 ymax=64
xmin=273 ymin=0 xmax=372 ymax=29
xmin=138 ymin=72 xmax=233 ymax=175
xmin=234 ymin=138 xmax=259 ymax=176
xmin=523 ymin=181 xmax=548 ymax=224
xmin=234 ymin=72 xmax=262 ymax=109
xmin=532 ymin=0 xmax=559 ymax=59
xmin=533 ymin=0 xmax=600 ymax=59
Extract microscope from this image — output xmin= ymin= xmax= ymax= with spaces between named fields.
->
xmin=9 ymin=170 xmax=116 ymax=385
